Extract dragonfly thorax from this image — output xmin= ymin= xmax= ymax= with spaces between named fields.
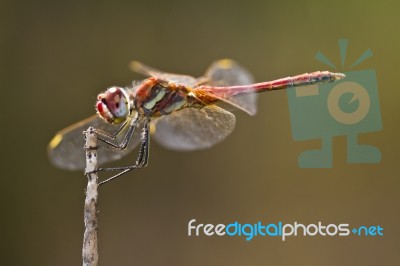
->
xmin=134 ymin=78 xmax=189 ymax=117
xmin=96 ymin=86 xmax=131 ymax=124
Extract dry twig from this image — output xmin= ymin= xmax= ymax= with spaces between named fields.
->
xmin=82 ymin=127 xmax=99 ymax=266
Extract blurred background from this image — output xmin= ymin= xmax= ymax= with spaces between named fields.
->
xmin=1 ymin=0 xmax=399 ymax=265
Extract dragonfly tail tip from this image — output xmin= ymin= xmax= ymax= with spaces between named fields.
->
xmin=333 ymin=72 xmax=346 ymax=80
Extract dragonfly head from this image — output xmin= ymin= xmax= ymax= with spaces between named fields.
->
xmin=96 ymin=86 xmax=131 ymax=124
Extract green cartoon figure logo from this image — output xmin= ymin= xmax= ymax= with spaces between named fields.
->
xmin=287 ymin=39 xmax=382 ymax=168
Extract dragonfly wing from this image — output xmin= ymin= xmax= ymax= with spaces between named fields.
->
xmin=48 ymin=114 xmax=142 ymax=170
xmin=152 ymin=105 xmax=235 ymax=151
xmin=203 ymin=59 xmax=258 ymax=115
xmin=130 ymin=61 xmax=198 ymax=87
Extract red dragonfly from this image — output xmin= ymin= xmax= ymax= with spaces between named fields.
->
xmin=48 ymin=59 xmax=344 ymax=184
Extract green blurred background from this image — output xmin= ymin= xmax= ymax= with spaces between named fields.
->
xmin=1 ymin=0 xmax=399 ymax=265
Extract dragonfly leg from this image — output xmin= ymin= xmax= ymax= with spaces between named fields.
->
xmin=94 ymin=120 xmax=128 ymax=140
xmin=96 ymin=118 xmax=151 ymax=186
xmin=96 ymin=113 xmax=140 ymax=151
xmin=134 ymin=118 xmax=150 ymax=168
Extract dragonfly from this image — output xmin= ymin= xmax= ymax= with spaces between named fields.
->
xmin=48 ymin=59 xmax=345 ymax=184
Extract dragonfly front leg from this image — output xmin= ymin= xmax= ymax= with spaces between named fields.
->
xmin=96 ymin=117 xmax=151 ymax=186
xmin=96 ymin=113 xmax=140 ymax=151
xmin=94 ymin=120 xmax=128 ymax=141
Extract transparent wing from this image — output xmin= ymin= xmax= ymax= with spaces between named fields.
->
xmin=152 ymin=105 xmax=235 ymax=151
xmin=48 ymin=114 xmax=141 ymax=170
xmin=130 ymin=61 xmax=198 ymax=87
xmin=203 ymin=59 xmax=258 ymax=115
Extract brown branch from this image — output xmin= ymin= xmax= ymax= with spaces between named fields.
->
xmin=82 ymin=127 xmax=99 ymax=266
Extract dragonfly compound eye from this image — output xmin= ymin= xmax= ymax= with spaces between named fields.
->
xmin=96 ymin=87 xmax=130 ymax=124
